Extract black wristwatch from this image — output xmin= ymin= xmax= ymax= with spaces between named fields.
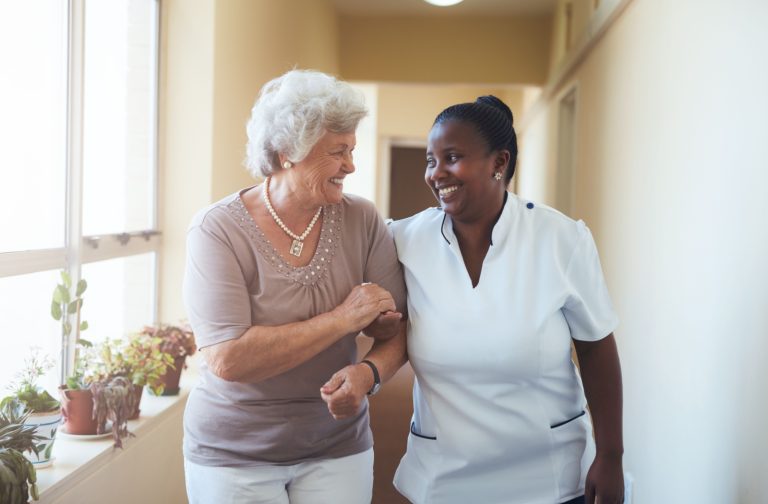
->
xmin=360 ymin=359 xmax=381 ymax=396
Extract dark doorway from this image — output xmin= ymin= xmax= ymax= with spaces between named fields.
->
xmin=388 ymin=146 xmax=436 ymax=220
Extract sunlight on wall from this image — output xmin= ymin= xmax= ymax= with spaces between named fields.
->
xmin=519 ymin=0 xmax=768 ymax=501
xmin=344 ymin=83 xmax=378 ymax=203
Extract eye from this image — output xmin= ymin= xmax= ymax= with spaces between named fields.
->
xmin=447 ymin=153 xmax=460 ymax=163
xmin=426 ymin=157 xmax=436 ymax=169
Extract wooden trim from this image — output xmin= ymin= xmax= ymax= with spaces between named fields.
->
xmin=519 ymin=0 xmax=636 ymax=132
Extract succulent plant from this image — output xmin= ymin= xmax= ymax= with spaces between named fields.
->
xmin=0 ymin=402 xmax=43 ymax=503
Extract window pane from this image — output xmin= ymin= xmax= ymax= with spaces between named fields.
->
xmin=80 ymin=253 xmax=156 ymax=344
xmin=0 ymin=2 xmax=67 ymax=252
xmin=82 ymin=0 xmax=157 ymax=235
xmin=0 ymin=270 xmax=62 ymax=395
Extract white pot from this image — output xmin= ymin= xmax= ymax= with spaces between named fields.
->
xmin=25 ymin=410 xmax=62 ymax=468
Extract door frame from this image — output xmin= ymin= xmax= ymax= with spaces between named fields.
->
xmin=377 ymin=136 xmax=427 ymax=219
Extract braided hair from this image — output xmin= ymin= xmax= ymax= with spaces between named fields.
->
xmin=433 ymin=95 xmax=518 ymax=183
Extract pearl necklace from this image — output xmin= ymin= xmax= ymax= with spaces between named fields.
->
xmin=263 ymin=176 xmax=323 ymax=257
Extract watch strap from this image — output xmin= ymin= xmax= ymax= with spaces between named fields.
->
xmin=360 ymin=359 xmax=381 ymax=395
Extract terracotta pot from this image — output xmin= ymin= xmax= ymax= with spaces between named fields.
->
xmin=128 ymin=384 xmax=144 ymax=420
xmin=25 ymin=410 xmax=62 ymax=468
xmin=59 ymin=386 xmax=98 ymax=435
xmin=154 ymin=355 xmax=186 ymax=396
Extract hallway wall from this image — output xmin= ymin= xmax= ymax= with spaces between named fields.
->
xmin=339 ymin=15 xmax=551 ymax=85
xmin=518 ymin=0 xmax=768 ymax=501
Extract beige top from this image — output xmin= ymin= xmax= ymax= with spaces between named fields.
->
xmin=182 ymin=189 xmax=407 ymax=467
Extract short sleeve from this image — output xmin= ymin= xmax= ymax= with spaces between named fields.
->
xmin=183 ymin=222 xmax=252 ymax=349
xmin=363 ymin=208 xmax=408 ymax=316
xmin=562 ymin=223 xmax=619 ymax=341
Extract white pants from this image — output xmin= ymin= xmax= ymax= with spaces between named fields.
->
xmin=184 ymin=449 xmax=374 ymax=504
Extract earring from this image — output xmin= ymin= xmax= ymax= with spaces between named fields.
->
xmin=283 ymin=161 xmax=293 ymax=170
xmin=494 ymin=172 xmax=503 ymax=181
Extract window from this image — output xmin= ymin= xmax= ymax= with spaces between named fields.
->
xmin=0 ymin=0 xmax=160 ymax=392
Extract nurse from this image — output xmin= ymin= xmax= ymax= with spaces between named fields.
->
xmin=322 ymin=95 xmax=624 ymax=504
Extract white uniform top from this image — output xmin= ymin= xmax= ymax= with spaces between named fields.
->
xmin=391 ymin=193 xmax=619 ymax=504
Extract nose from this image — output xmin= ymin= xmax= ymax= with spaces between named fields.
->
xmin=426 ymin=162 xmax=444 ymax=183
xmin=342 ymin=151 xmax=355 ymax=174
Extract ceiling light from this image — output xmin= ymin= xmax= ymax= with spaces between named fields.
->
xmin=423 ymin=0 xmax=464 ymax=6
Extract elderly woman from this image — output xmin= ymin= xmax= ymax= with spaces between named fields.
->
xmin=324 ymin=96 xmax=624 ymax=504
xmin=182 ymin=70 xmax=406 ymax=504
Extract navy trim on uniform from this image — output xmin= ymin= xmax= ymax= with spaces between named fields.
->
xmin=410 ymin=422 xmax=437 ymax=440
xmin=550 ymin=410 xmax=586 ymax=429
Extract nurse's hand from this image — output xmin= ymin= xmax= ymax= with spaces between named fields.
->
xmin=585 ymin=452 xmax=624 ymax=504
xmin=362 ymin=310 xmax=402 ymax=341
xmin=320 ymin=363 xmax=373 ymax=420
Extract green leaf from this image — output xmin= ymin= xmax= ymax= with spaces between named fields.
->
xmin=60 ymin=270 xmax=71 ymax=288
xmin=67 ymin=300 xmax=80 ymax=314
xmin=51 ymin=301 xmax=62 ymax=321
xmin=76 ymin=279 xmax=87 ymax=296
xmin=80 ymin=321 xmax=89 ymax=331
xmin=55 ymin=285 xmax=70 ymax=304
xmin=78 ymin=338 xmax=93 ymax=348
xmin=52 ymin=286 xmax=63 ymax=304
xmin=63 ymin=321 xmax=72 ymax=336
xmin=65 ymin=377 xmax=81 ymax=390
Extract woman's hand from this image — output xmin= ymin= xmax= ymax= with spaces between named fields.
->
xmin=585 ymin=452 xmax=624 ymax=504
xmin=320 ymin=363 xmax=373 ymax=419
xmin=362 ymin=310 xmax=402 ymax=340
xmin=333 ymin=283 xmax=397 ymax=334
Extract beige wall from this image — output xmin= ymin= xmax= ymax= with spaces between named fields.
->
xmin=549 ymin=0 xmax=596 ymax=74
xmin=158 ymin=0 xmax=216 ymax=326
xmin=210 ymin=0 xmax=340 ymax=201
xmin=519 ymin=0 xmax=768 ymax=501
xmin=340 ymin=16 xmax=551 ymax=85
xmin=376 ymin=84 xmax=526 ymax=139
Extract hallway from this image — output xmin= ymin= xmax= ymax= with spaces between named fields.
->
xmin=3 ymin=0 xmax=767 ymax=502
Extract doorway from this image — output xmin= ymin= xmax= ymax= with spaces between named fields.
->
xmin=388 ymin=146 xmax=435 ymax=220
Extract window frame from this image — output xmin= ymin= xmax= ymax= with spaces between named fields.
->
xmin=0 ymin=0 xmax=162 ymax=384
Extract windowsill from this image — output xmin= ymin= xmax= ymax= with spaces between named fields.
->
xmin=36 ymin=359 xmax=199 ymax=502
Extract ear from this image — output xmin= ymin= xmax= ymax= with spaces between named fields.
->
xmin=494 ymin=150 xmax=511 ymax=171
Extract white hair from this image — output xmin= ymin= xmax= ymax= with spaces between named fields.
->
xmin=245 ymin=69 xmax=368 ymax=177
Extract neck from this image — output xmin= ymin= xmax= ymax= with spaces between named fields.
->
xmin=266 ymin=174 xmax=322 ymax=219
xmin=451 ymin=190 xmax=506 ymax=246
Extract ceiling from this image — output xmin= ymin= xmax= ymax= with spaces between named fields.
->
xmin=329 ymin=0 xmax=558 ymax=17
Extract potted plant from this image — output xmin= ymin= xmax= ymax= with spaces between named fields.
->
xmin=90 ymin=334 xmax=173 ymax=420
xmin=138 ymin=323 xmax=196 ymax=396
xmin=0 ymin=350 xmax=61 ymax=468
xmin=0 ymin=401 xmax=44 ymax=503
xmin=88 ymin=375 xmax=139 ymax=448
xmin=60 ymin=340 xmax=140 ymax=448
xmin=52 ymin=271 xmax=99 ymax=436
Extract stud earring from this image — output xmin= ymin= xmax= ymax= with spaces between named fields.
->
xmin=494 ymin=172 xmax=503 ymax=181
xmin=283 ymin=161 xmax=293 ymax=170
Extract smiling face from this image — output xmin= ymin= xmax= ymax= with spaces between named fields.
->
xmin=288 ymin=130 xmax=356 ymax=206
xmin=425 ymin=120 xmax=508 ymax=223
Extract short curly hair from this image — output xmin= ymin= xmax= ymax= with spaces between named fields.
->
xmin=245 ymin=69 xmax=368 ymax=178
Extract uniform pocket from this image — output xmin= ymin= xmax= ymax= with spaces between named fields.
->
xmin=410 ymin=378 xmax=437 ymax=439
xmin=410 ymin=421 xmax=437 ymax=440
xmin=549 ymin=410 xmax=592 ymax=500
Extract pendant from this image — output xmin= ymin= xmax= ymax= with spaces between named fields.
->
xmin=289 ymin=239 xmax=304 ymax=257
